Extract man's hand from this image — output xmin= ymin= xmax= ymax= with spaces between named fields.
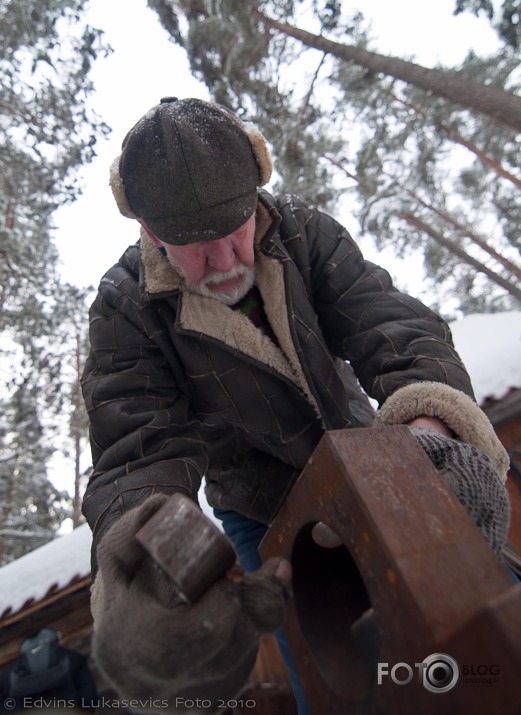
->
xmin=410 ymin=427 xmax=510 ymax=554
xmin=312 ymin=422 xmax=510 ymax=556
xmin=407 ymin=415 xmax=453 ymax=437
xmin=92 ymin=494 xmax=291 ymax=714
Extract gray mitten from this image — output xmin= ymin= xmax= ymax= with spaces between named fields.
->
xmin=93 ymin=494 xmax=289 ymax=714
xmin=411 ymin=427 xmax=511 ymax=554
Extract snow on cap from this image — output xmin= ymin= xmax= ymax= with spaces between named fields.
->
xmin=110 ymin=97 xmax=272 ymax=245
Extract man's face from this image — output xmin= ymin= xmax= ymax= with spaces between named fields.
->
xmin=147 ymin=213 xmax=256 ymax=305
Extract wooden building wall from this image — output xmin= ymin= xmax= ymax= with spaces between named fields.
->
xmin=483 ymin=388 xmax=521 ymax=555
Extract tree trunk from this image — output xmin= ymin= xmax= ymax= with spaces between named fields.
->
xmin=400 ymin=213 xmax=521 ymax=300
xmin=256 ymin=11 xmax=521 ymax=133
xmin=72 ymin=327 xmax=84 ymax=528
xmin=416 ymin=199 xmax=521 ymax=282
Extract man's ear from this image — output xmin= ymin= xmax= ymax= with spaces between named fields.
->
xmin=138 ymin=219 xmax=163 ymax=247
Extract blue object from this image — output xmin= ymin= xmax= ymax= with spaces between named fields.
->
xmin=215 ymin=509 xmax=310 ymax=715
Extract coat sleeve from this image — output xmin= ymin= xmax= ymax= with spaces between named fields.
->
xmin=284 ymin=198 xmax=473 ymax=402
xmin=81 ymin=260 xmax=208 ymax=566
xmin=279 ymin=197 xmax=509 ymax=479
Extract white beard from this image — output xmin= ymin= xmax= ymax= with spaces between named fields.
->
xmin=197 ymin=264 xmax=256 ymax=305
xmin=168 ymin=257 xmax=256 ymax=306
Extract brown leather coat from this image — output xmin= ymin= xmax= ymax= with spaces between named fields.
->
xmin=82 ymin=192 xmax=473 ymax=556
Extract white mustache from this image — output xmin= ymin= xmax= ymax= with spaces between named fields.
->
xmin=200 ymin=264 xmax=251 ymax=289
xmin=198 ymin=264 xmax=255 ymax=305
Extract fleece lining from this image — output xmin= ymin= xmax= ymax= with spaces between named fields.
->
xmin=374 ymin=381 xmax=509 ymax=481
xmin=139 ymin=215 xmax=323 ymax=420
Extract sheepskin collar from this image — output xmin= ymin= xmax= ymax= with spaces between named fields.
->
xmin=138 ymin=197 xmax=322 ymax=420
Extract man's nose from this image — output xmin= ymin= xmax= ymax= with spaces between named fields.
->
xmin=206 ymin=236 xmax=236 ymax=272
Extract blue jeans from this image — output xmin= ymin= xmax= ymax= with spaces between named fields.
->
xmin=214 ymin=509 xmax=310 ymax=715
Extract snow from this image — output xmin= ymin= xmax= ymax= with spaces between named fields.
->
xmin=449 ymin=311 xmax=521 ymax=404
xmin=0 ymin=523 xmax=92 ymax=620
xmin=1 ymin=312 xmax=520 ymax=621
xmin=0 ymin=488 xmax=220 ymax=621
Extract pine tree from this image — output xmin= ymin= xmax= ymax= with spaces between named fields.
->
xmin=146 ymin=0 xmax=521 ymax=313
xmin=331 ymin=50 xmax=521 ymax=312
xmin=0 ymin=0 xmax=109 ymax=559
xmin=256 ymin=8 xmax=521 ymax=133
xmin=1 ymin=0 xmax=110 ymax=337
xmin=454 ymin=0 xmax=521 ymax=50
xmin=0 ymin=378 xmax=70 ymax=564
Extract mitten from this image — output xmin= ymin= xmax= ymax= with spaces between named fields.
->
xmin=92 ymin=494 xmax=290 ymax=714
xmin=411 ymin=427 xmax=511 ymax=554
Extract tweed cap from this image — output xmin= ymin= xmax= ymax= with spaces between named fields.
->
xmin=114 ymin=97 xmax=271 ymax=245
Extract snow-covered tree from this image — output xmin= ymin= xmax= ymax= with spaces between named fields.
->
xmin=1 ymin=0 xmax=110 ymax=337
xmin=0 ymin=0 xmax=109 ymax=559
xmin=146 ymin=0 xmax=521 ymax=313
xmin=0 ymin=378 xmax=70 ymax=564
xmin=454 ymin=0 xmax=521 ymax=50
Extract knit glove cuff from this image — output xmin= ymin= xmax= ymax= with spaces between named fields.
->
xmin=412 ymin=427 xmax=511 ymax=554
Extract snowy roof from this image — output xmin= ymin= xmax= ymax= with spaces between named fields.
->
xmin=449 ymin=311 xmax=521 ymax=405
xmin=0 ymin=523 xmax=92 ymax=622
xmin=0 ymin=489 xmax=220 ymax=623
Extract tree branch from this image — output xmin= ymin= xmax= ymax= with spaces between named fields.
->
xmin=389 ymin=92 xmax=521 ymax=191
xmin=400 ymin=212 xmax=521 ymax=300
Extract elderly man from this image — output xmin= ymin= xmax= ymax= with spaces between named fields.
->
xmin=81 ymin=97 xmax=510 ymax=714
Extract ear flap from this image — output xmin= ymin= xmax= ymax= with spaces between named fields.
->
xmin=109 ymin=155 xmax=138 ymax=219
xmin=242 ymin=122 xmax=273 ymax=186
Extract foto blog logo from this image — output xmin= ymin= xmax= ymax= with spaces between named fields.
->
xmin=377 ymin=653 xmax=460 ymax=694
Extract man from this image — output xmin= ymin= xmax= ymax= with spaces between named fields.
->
xmin=81 ymin=97 xmax=510 ymax=714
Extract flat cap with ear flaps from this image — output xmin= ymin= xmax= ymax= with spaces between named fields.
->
xmin=109 ymin=97 xmax=273 ymax=245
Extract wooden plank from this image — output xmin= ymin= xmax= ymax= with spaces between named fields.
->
xmin=0 ymin=581 xmax=93 ymax=667
xmin=0 ymin=576 xmax=91 ymax=628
